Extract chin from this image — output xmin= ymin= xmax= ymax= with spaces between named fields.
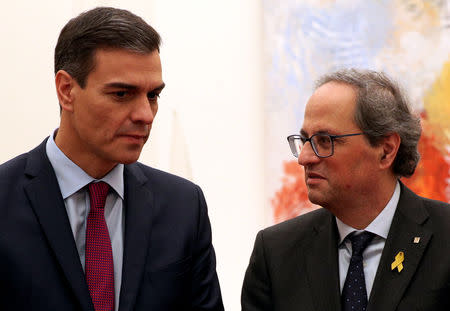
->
xmin=123 ymin=156 xmax=141 ymax=164
xmin=111 ymin=144 xmax=145 ymax=163
xmin=115 ymin=153 xmax=142 ymax=165
xmin=120 ymin=159 xmax=139 ymax=165
xmin=306 ymin=190 xmax=327 ymax=207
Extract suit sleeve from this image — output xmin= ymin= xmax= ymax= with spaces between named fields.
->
xmin=190 ymin=185 xmax=224 ymax=311
xmin=241 ymin=230 xmax=274 ymax=311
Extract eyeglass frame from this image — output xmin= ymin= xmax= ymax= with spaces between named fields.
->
xmin=287 ymin=132 xmax=365 ymax=158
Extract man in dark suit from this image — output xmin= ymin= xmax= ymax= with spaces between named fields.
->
xmin=0 ymin=7 xmax=223 ymax=311
xmin=242 ymin=69 xmax=450 ymax=311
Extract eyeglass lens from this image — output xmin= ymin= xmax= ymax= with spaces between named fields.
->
xmin=290 ymin=134 xmax=333 ymax=158
xmin=310 ymin=134 xmax=332 ymax=157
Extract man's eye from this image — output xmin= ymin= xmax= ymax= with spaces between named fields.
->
xmin=115 ymin=91 xmax=127 ymax=97
xmin=317 ymin=136 xmax=328 ymax=143
xmin=147 ymin=92 xmax=160 ymax=100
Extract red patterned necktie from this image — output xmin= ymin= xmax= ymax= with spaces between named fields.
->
xmin=86 ymin=182 xmax=114 ymax=311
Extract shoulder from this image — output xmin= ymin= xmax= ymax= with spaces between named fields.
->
xmin=126 ymin=163 xmax=211 ymax=228
xmin=264 ymin=208 xmax=331 ymax=235
xmin=0 ymin=152 xmax=29 ymax=179
xmin=0 ymin=143 xmax=47 ymax=200
xmin=0 ymin=138 xmax=48 ymax=181
xmin=134 ymin=162 xmax=195 ymax=184
xmin=422 ymin=196 xmax=450 ymax=210
xmin=130 ymin=162 xmax=200 ymax=191
xmin=398 ymin=183 xmax=450 ymax=233
xmin=125 ymin=162 xmax=206 ymax=206
xmin=420 ymin=196 xmax=450 ymax=227
xmin=257 ymin=208 xmax=332 ymax=248
xmin=399 ymin=183 xmax=450 ymax=219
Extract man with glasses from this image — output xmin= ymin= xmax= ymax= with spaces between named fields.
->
xmin=242 ymin=69 xmax=450 ymax=311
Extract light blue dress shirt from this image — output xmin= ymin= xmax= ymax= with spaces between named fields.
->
xmin=46 ymin=131 xmax=124 ymax=311
xmin=336 ymin=181 xmax=400 ymax=297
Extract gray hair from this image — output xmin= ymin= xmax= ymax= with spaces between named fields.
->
xmin=316 ymin=68 xmax=421 ymax=177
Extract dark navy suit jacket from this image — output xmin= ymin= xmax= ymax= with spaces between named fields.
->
xmin=0 ymin=139 xmax=224 ymax=311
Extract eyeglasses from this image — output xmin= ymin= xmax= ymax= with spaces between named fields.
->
xmin=287 ymin=133 xmax=364 ymax=158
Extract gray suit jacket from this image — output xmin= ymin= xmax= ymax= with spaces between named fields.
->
xmin=242 ymin=183 xmax=450 ymax=311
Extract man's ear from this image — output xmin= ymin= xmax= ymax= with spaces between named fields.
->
xmin=55 ymin=70 xmax=76 ymax=112
xmin=379 ymin=132 xmax=401 ymax=169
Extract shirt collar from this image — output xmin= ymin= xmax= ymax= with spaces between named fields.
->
xmin=336 ymin=181 xmax=401 ymax=244
xmin=45 ymin=129 xmax=124 ymax=200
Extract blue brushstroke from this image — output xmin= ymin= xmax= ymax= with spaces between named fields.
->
xmin=264 ymin=0 xmax=395 ymax=126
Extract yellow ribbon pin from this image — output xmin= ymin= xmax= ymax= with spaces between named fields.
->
xmin=391 ymin=251 xmax=404 ymax=272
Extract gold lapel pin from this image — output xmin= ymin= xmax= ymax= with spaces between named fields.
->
xmin=391 ymin=251 xmax=404 ymax=273
xmin=413 ymin=237 xmax=420 ymax=244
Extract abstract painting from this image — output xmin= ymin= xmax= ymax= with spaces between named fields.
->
xmin=263 ymin=0 xmax=450 ymax=223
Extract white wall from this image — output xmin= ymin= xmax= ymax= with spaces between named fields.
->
xmin=0 ymin=1 xmax=265 ymax=310
xmin=0 ymin=0 xmax=72 ymax=158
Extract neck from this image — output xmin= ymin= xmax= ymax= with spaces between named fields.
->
xmin=329 ymin=177 xmax=398 ymax=229
xmin=54 ymin=123 xmax=116 ymax=179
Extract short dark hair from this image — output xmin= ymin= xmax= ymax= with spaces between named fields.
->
xmin=54 ymin=7 xmax=161 ymax=88
xmin=316 ymin=68 xmax=422 ymax=177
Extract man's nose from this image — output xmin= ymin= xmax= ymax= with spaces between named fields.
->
xmin=131 ymin=95 xmax=156 ymax=124
xmin=297 ymin=142 xmax=320 ymax=166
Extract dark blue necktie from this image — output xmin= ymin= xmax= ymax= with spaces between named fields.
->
xmin=341 ymin=231 xmax=375 ymax=311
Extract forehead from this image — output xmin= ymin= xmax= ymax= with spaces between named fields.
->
xmin=302 ymin=82 xmax=359 ymax=134
xmin=86 ymin=48 xmax=163 ymax=88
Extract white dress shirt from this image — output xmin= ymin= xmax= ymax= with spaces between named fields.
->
xmin=46 ymin=130 xmax=124 ymax=311
xmin=336 ymin=181 xmax=401 ymax=297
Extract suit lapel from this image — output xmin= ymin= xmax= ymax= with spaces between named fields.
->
xmin=368 ymin=183 xmax=432 ymax=311
xmin=118 ymin=164 xmax=154 ymax=311
xmin=24 ymin=140 xmax=94 ymax=311
xmin=304 ymin=212 xmax=341 ymax=311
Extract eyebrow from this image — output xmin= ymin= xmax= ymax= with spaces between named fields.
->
xmin=300 ymin=129 xmax=333 ymax=137
xmin=103 ymin=82 xmax=166 ymax=92
xmin=152 ymin=83 xmax=166 ymax=92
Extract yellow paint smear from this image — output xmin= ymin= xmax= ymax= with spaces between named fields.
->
xmin=423 ymin=59 xmax=450 ymax=153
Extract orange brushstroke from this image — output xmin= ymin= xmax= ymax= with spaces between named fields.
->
xmin=423 ymin=59 xmax=450 ymax=154
xmin=271 ymin=161 xmax=318 ymax=224
xmin=401 ymin=119 xmax=450 ymax=202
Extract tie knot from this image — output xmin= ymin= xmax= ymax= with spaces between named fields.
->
xmin=88 ymin=181 xmax=109 ymax=209
xmin=348 ymin=231 xmax=375 ymax=256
